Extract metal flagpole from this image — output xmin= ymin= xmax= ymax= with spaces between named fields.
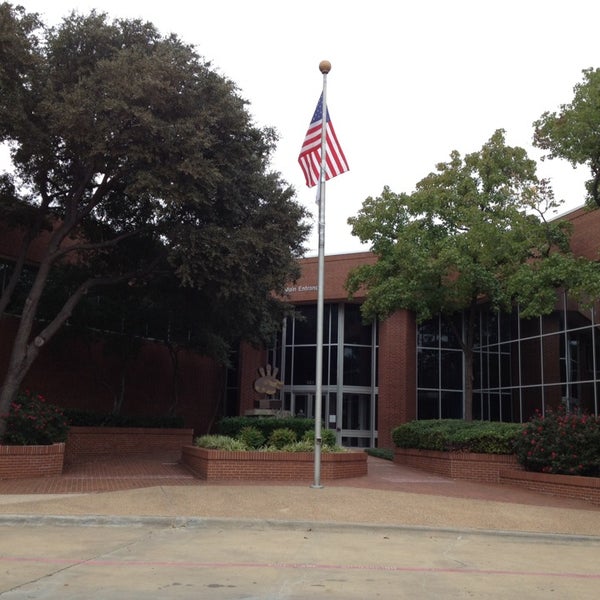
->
xmin=312 ymin=59 xmax=331 ymax=489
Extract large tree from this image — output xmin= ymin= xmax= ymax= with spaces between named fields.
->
xmin=0 ymin=4 xmax=309 ymax=436
xmin=346 ymin=130 xmax=600 ymax=420
xmin=533 ymin=67 xmax=600 ymax=207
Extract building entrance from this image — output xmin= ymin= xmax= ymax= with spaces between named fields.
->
xmin=286 ymin=391 xmax=375 ymax=447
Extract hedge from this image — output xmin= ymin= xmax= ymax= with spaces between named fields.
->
xmin=391 ymin=419 xmax=522 ymax=454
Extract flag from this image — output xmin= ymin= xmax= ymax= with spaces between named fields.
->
xmin=298 ymin=93 xmax=349 ymax=188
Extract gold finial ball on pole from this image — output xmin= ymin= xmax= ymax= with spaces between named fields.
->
xmin=319 ymin=60 xmax=331 ymax=74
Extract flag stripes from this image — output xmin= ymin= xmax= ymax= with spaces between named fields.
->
xmin=298 ymin=93 xmax=349 ymax=188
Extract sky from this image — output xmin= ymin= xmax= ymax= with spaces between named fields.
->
xmin=4 ymin=0 xmax=600 ymax=256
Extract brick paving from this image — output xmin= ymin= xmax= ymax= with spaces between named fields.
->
xmin=0 ymin=452 xmax=197 ymax=495
xmin=0 ymin=453 xmax=598 ymax=513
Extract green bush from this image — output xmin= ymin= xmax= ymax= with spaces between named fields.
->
xmin=268 ymin=428 xmax=297 ymax=449
xmin=238 ymin=426 xmax=265 ymax=449
xmin=514 ymin=408 xmax=600 ymax=476
xmin=218 ymin=416 xmax=316 ymax=440
xmin=194 ymin=435 xmax=248 ymax=451
xmin=392 ymin=419 xmax=522 ymax=454
xmin=302 ymin=428 xmax=337 ymax=447
xmin=1 ymin=390 xmax=69 ymax=445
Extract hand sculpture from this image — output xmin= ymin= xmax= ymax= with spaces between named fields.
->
xmin=254 ymin=364 xmax=284 ymax=396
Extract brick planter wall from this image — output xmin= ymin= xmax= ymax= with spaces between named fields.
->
xmin=65 ymin=427 xmax=194 ymax=464
xmin=181 ymin=446 xmax=368 ymax=481
xmin=499 ymin=469 xmax=600 ymax=505
xmin=0 ymin=443 xmax=65 ymax=479
xmin=394 ymin=448 xmax=521 ymax=483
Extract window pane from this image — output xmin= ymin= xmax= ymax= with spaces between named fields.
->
xmin=441 ymin=391 xmax=463 ymax=419
xmin=292 ymin=346 xmax=316 ymax=385
xmin=520 ymin=338 xmax=541 ymax=385
xmin=293 ymin=305 xmax=317 ymax=345
xmin=418 ymin=349 xmax=438 ymax=388
xmin=418 ymin=390 xmax=439 ymax=419
xmin=441 ymin=350 xmax=462 ymax=389
xmin=343 ymin=346 xmax=372 ymax=386
xmin=418 ymin=319 xmax=438 ymax=348
xmin=344 ymin=303 xmax=372 ymax=345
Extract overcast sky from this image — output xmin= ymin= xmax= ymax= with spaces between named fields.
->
xmin=6 ymin=0 xmax=600 ymax=255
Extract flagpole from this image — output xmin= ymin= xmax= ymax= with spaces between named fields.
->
xmin=312 ymin=59 xmax=331 ymax=489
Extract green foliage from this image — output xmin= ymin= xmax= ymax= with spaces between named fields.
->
xmin=238 ymin=426 xmax=265 ymax=449
xmin=347 ymin=130 xmax=600 ymax=420
xmin=1 ymin=390 xmax=69 ymax=445
xmin=391 ymin=419 xmax=522 ymax=454
xmin=218 ymin=417 xmax=315 ymax=441
xmin=514 ymin=408 xmax=600 ymax=477
xmin=365 ymin=447 xmax=394 ymax=461
xmin=533 ymin=67 xmax=600 ymax=206
xmin=194 ymin=435 xmax=248 ymax=451
xmin=302 ymin=428 xmax=337 ymax=448
xmin=268 ymin=428 xmax=297 ymax=449
xmin=0 ymin=5 xmax=309 ymax=433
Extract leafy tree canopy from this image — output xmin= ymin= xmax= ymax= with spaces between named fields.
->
xmin=533 ymin=67 xmax=600 ymax=207
xmin=0 ymin=3 xmax=309 ymax=429
xmin=346 ymin=130 xmax=600 ymax=419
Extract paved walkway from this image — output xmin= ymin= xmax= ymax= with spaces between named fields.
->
xmin=1 ymin=454 xmax=599 ymax=536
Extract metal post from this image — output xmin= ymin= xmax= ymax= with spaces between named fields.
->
xmin=311 ymin=60 xmax=331 ymax=489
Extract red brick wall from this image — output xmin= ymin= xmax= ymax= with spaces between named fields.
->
xmin=394 ymin=448 xmax=521 ymax=483
xmin=0 ymin=316 xmax=224 ymax=436
xmin=0 ymin=443 xmax=65 ymax=479
xmin=499 ymin=468 xmax=600 ymax=505
xmin=181 ymin=446 xmax=367 ymax=480
xmin=65 ymin=427 xmax=194 ymax=464
xmin=378 ymin=310 xmax=417 ymax=447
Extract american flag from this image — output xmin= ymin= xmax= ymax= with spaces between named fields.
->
xmin=298 ymin=93 xmax=349 ymax=188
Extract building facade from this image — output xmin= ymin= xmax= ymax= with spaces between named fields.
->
xmin=238 ymin=206 xmax=600 ymax=448
xmin=2 ymin=207 xmax=600 ymax=445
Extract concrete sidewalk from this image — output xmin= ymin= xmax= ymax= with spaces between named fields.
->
xmin=1 ymin=456 xmax=599 ymax=537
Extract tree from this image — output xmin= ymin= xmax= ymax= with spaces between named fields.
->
xmin=533 ymin=67 xmax=600 ymax=207
xmin=346 ymin=130 xmax=600 ymax=421
xmin=0 ymin=5 xmax=309 ymax=436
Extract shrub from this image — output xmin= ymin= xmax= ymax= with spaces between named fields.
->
xmin=194 ymin=435 xmax=248 ymax=451
xmin=514 ymin=408 xmax=600 ymax=476
xmin=302 ymin=428 xmax=337 ymax=447
xmin=392 ymin=419 xmax=522 ymax=454
xmin=1 ymin=390 xmax=69 ymax=445
xmin=218 ymin=416 xmax=315 ymax=440
xmin=238 ymin=426 xmax=265 ymax=449
xmin=268 ymin=428 xmax=297 ymax=449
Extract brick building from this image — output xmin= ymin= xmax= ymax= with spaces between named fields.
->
xmin=2 ymin=206 xmax=600 ymax=446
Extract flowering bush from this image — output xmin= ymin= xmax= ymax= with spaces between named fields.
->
xmin=1 ymin=390 xmax=69 ymax=446
xmin=514 ymin=408 xmax=600 ymax=477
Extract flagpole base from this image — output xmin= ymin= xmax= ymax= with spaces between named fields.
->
xmin=310 ymin=483 xmax=324 ymax=489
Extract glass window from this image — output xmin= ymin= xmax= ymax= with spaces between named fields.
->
xmin=344 ymin=303 xmax=372 ymax=345
xmin=292 ymin=346 xmax=316 ymax=385
xmin=441 ymin=391 xmax=463 ymax=419
xmin=293 ymin=305 xmax=317 ymax=345
xmin=441 ymin=350 xmax=462 ymax=389
xmin=417 ymin=390 xmax=439 ymax=419
xmin=343 ymin=346 xmax=372 ymax=386
xmin=520 ymin=338 xmax=542 ymax=385
xmin=418 ymin=349 xmax=439 ymax=388
xmin=417 ymin=319 xmax=438 ymax=348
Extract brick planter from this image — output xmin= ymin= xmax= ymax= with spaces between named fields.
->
xmin=499 ymin=469 xmax=600 ymax=505
xmin=65 ymin=427 xmax=194 ymax=464
xmin=0 ymin=443 xmax=65 ymax=479
xmin=181 ymin=446 xmax=368 ymax=481
xmin=394 ymin=448 xmax=521 ymax=483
